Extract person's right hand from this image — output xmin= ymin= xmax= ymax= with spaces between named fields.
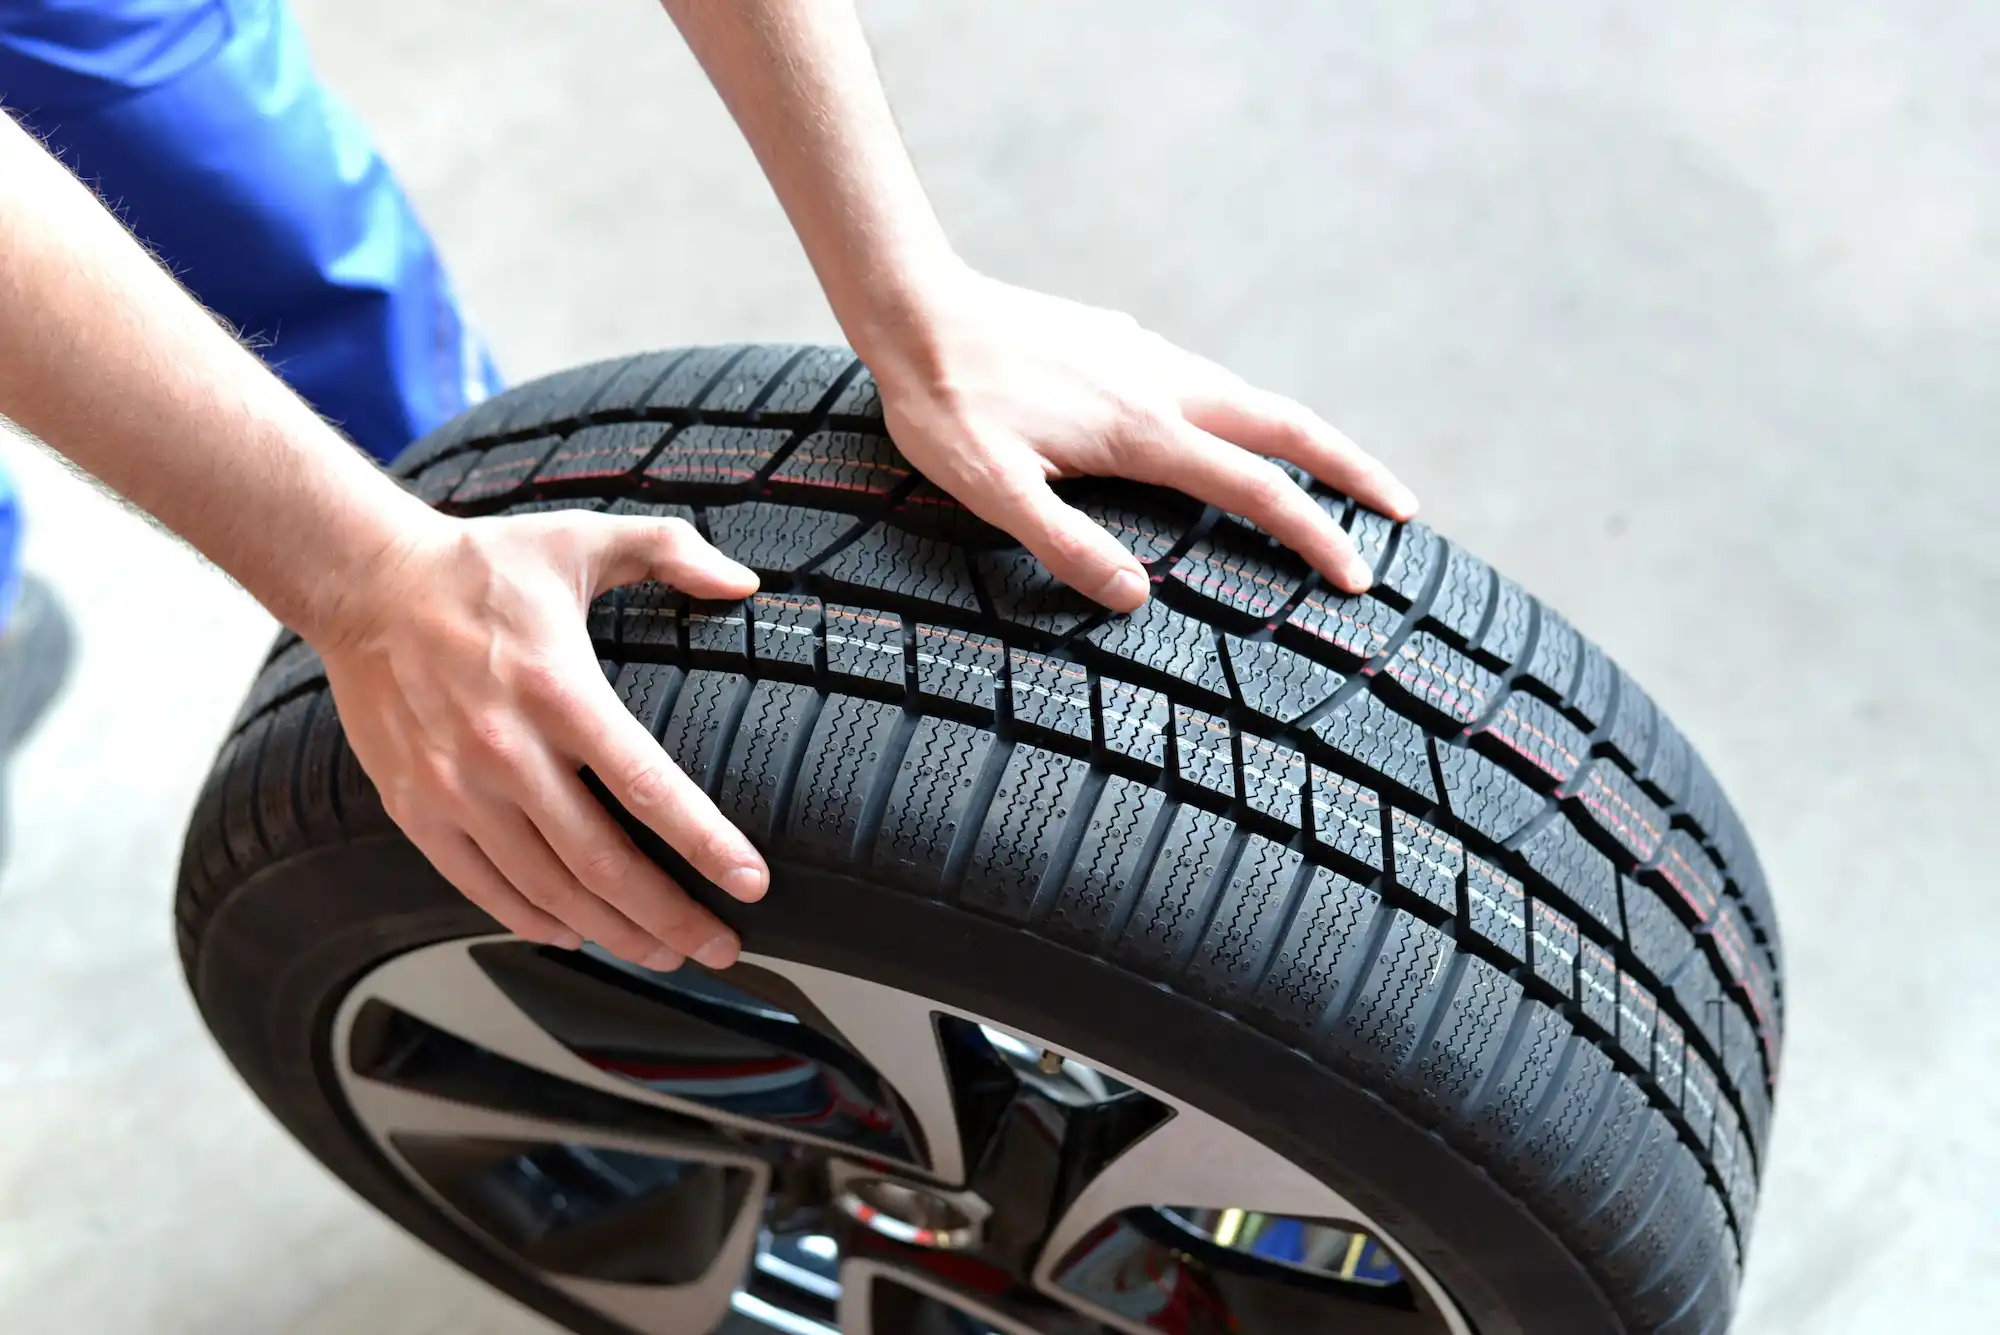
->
xmin=310 ymin=508 xmax=769 ymax=971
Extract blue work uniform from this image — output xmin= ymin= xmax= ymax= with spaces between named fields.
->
xmin=0 ymin=0 xmax=500 ymax=631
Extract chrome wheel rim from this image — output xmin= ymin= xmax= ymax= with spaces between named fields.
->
xmin=330 ymin=936 xmax=1472 ymax=1335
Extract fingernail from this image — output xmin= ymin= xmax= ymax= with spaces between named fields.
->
xmin=694 ymin=933 xmax=740 ymax=970
xmin=1105 ymin=569 xmax=1149 ymax=610
xmin=723 ymin=863 xmax=768 ymax=901
xmin=643 ymin=945 xmax=685 ymax=971
xmin=552 ymin=929 xmax=584 ymax=951
xmin=1387 ymin=483 xmax=1421 ymax=518
xmin=1344 ymin=560 xmax=1375 ymax=592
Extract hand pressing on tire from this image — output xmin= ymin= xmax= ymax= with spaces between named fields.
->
xmin=862 ymin=271 xmax=1421 ymax=612
xmin=314 ymin=510 xmax=770 ymax=971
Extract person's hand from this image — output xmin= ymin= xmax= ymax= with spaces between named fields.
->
xmin=866 ymin=270 xmax=1419 ymax=611
xmin=311 ymin=509 xmax=769 ymax=971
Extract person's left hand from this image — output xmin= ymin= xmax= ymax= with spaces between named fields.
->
xmin=865 ymin=268 xmax=1419 ymax=612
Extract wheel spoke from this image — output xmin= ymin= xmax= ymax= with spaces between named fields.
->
xmin=746 ymin=955 xmax=967 ymax=1184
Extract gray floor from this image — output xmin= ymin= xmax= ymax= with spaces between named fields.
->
xmin=2 ymin=1 xmax=1995 ymax=1330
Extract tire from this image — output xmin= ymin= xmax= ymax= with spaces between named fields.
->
xmin=177 ymin=345 xmax=1782 ymax=1335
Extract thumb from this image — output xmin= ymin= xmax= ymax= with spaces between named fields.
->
xmin=983 ymin=481 xmax=1150 ymax=612
xmin=577 ymin=514 xmax=759 ymax=599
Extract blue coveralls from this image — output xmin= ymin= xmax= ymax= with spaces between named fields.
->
xmin=0 ymin=0 xmax=501 ymax=631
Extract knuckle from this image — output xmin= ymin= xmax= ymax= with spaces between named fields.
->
xmin=513 ymin=874 xmax=579 ymax=916
xmin=577 ymin=841 xmax=633 ymax=886
xmin=622 ymin=760 xmax=674 ymax=809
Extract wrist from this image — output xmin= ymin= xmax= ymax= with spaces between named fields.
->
xmin=836 ymin=246 xmax=974 ymax=393
xmin=280 ymin=477 xmax=453 ymax=656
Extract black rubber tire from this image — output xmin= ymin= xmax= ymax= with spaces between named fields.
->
xmin=177 ymin=345 xmax=1782 ymax=1335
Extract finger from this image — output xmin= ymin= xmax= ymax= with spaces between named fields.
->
xmin=458 ymin=798 xmax=678 ymax=967
xmin=404 ymin=822 xmax=583 ymax=950
xmin=1126 ymin=422 xmax=1375 ymax=593
xmin=513 ymin=745 xmax=746 ymax=971
xmin=1178 ymin=369 xmax=1419 ymax=521
xmin=558 ymin=680 xmax=770 ymax=905
xmin=961 ymin=477 xmax=1151 ymax=612
xmin=577 ymin=514 xmax=761 ymax=599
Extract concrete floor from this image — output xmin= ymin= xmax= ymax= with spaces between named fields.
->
xmin=2 ymin=1 xmax=1996 ymax=1330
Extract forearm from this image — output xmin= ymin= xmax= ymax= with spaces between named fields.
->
xmin=0 ymin=111 xmax=440 ymax=643
xmin=658 ymin=0 xmax=960 ymax=372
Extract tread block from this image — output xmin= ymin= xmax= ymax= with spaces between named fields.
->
xmin=1477 ymin=576 xmax=1534 ymax=665
xmin=1245 ymin=866 xmax=1382 ymax=1044
xmin=1113 ymin=806 xmax=1236 ymax=982
xmin=659 ymin=670 xmax=744 ymax=788
xmin=1426 ymin=543 xmax=1494 ymax=645
xmin=1481 ymin=692 xmax=1589 ymax=787
xmin=1382 ymin=631 xmax=1501 ymax=726
xmin=1224 ymin=636 xmax=1344 ymax=724
xmin=1009 ymin=649 xmax=1094 ymax=743
xmin=1376 ymin=522 xmax=1442 ymax=607
xmin=1653 ymin=830 xmax=1725 ymax=927
xmin=1616 ymin=972 xmax=1660 ymax=1070
xmin=715 ymin=680 xmax=817 ymax=840
xmin=1282 ymin=588 xmax=1400 ymax=667
xmin=645 ymin=424 xmax=791 ymax=486
xmin=707 ymin=503 xmax=858 ymax=574
xmin=915 ymin=625 xmax=1002 ymax=711
xmin=1570 ymin=640 xmax=1616 ymax=732
xmin=1347 ymin=509 xmax=1393 ymax=571
xmin=1100 ymin=677 xmax=1169 ymax=769
xmin=1173 ymin=704 xmax=1238 ymax=801
xmin=1519 ymin=817 xmax=1621 ymax=935
xmin=825 ymin=605 xmax=905 ymax=689
xmin=1604 ymin=671 xmax=1657 ymax=773
xmin=577 ymin=351 xmax=690 ymax=418
xmin=1575 ymin=761 xmax=1668 ymax=863
xmin=1044 ymin=775 xmax=1166 ymax=953
xmin=1391 ymin=811 xmax=1462 ymax=913
xmin=875 ymin=719 xmax=993 ymax=889
xmin=784 ymin=695 xmax=902 ymax=862
xmin=976 ymin=550 xmax=1099 ymax=633
xmin=817 ymin=525 xmax=981 ymax=611
xmin=1084 ymin=599 xmax=1231 ymax=702
xmin=767 ymin=429 xmax=911 ymax=498
xmin=1518 ymin=1043 xmax=1616 ymax=1196
xmin=1522 ymin=607 xmax=1581 ymax=701
xmin=250 ymin=697 xmax=314 ymax=862
xmin=1402 ymin=955 xmax=1520 ymax=1126
xmin=961 ymin=746 xmax=1089 ymax=922
xmin=607 ymin=498 xmax=696 ymax=522
xmin=641 ymin=345 xmax=747 ymax=410
xmin=221 ymin=711 xmax=277 ymax=870
xmin=1640 ymin=717 xmax=1693 ymax=809
xmin=1465 ymin=852 xmax=1527 ymax=963
xmin=1682 ymin=1051 xmax=1721 ymax=1148
xmin=1170 ymin=539 xmax=1304 ymax=619
xmin=749 ymin=594 xmax=821 ymax=668
xmin=1185 ymin=839 xmax=1307 ymax=1003
xmin=1437 ymin=744 xmax=1546 ymax=843
xmin=1328 ymin=908 xmax=1452 ymax=1080
xmin=1240 ymin=735 xmax=1307 ymax=829
xmin=502 ymin=497 xmax=607 ymax=515
xmin=450 ymin=435 xmax=560 ymax=505
xmin=1072 ymin=499 xmax=1186 ymax=564
xmin=828 ymin=369 xmax=882 ymax=419
xmin=1311 ymin=690 xmax=1438 ymax=802
xmin=1711 ymin=903 xmax=1778 ymax=1065
xmin=1651 ymin=1011 xmax=1687 ymax=1106
xmin=1529 ymin=898 xmax=1579 ymax=999
xmin=619 ymin=582 xmax=683 ymax=650
xmin=536 ymin=422 xmax=672 ymax=482
xmin=1668 ymin=955 xmax=1724 ymax=1053
xmin=234 ymin=638 xmax=326 ymax=731
xmin=410 ymin=452 xmax=477 ymax=504
xmin=696 ymin=345 xmax=803 ymax=414
xmin=686 ymin=600 xmax=749 ymax=663
xmin=754 ymin=347 xmax=858 ymax=417
xmin=1310 ymin=767 xmax=1384 ymax=870
xmin=486 ymin=359 xmax=625 ymax=433
xmin=1461 ymin=999 xmax=1568 ymax=1171
xmin=1578 ymin=939 xmax=1619 ymax=1034
xmin=295 ymin=701 xmax=348 ymax=845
